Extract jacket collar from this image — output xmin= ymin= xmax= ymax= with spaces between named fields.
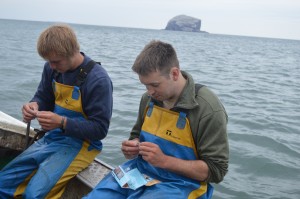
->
xmin=175 ymin=71 xmax=199 ymax=110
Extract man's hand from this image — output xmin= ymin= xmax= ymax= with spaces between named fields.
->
xmin=36 ymin=111 xmax=62 ymax=131
xmin=22 ymin=102 xmax=39 ymax=123
xmin=139 ymin=142 xmax=166 ymax=168
xmin=121 ymin=139 xmax=140 ymax=159
xmin=139 ymin=142 xmax=210 ymax=181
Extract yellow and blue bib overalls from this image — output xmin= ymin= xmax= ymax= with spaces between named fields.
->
xmin=85 ymin=102 xmax=213 ymax=199
xmin=0 ymin=74 xmax=100 ymax=198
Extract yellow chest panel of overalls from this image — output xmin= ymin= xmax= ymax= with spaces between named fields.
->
xmin=142 ymin=104 xmax=198 ymax=157
xmin=53 ymin=81 xmax=85 ymax=116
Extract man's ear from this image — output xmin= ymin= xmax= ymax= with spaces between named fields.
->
xmin=170 ymin=67 xmax=180 ymax=81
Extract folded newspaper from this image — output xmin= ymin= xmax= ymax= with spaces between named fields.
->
xmin=111 ymin=165 xmax=160 ymax=190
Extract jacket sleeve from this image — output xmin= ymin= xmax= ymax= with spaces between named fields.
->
xmin=30 ymin=64 xmax=55 ymax=111
xmin=129 ymin=93 xmax=150 ymax=140
xmin=194 ymin=87 xmax=229 ymax=183
xmin=198 ymin=110 xmax=229 ymax=183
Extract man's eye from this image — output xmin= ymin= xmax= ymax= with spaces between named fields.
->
xmin=49 ymin=60 xmax=60 ymax=64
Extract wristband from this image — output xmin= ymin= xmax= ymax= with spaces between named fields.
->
xmin=60 ymin=116 xmax=65 ymax=129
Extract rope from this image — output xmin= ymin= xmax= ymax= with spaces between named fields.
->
xmin=25 ymin=121 xmax=31 ymax=149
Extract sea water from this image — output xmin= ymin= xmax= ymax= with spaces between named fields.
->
xmin=0 ymin=19 xmax=299 ymax=199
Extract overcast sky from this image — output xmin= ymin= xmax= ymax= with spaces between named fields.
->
xmin=1 ymin=0 xmax=300 ymax=40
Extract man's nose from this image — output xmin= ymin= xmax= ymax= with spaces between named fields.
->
xmin=146 ymin=86 xmax=155 ymax=96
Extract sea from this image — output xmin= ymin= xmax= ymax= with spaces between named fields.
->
xmin=0 ymin=19 xmax=299 ymax=199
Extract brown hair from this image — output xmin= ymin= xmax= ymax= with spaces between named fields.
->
xmin=37 ymin=24 xmax=80 ymax=59
xmin=132 ymin=40 xmax=179 ymax=76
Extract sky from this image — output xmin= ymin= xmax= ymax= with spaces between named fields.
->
xmin=1 ymin=0 xmax=300 ymax=40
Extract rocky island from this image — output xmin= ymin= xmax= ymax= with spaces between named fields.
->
xmin=165 ymin=15 xmax=207 ymax=33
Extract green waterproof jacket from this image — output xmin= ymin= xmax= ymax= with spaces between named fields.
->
xmin=129 ymin=71 xmax=229 ymax=183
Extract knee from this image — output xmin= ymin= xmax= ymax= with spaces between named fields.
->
xmin=23 ymin=186 xmax=47 ymax=199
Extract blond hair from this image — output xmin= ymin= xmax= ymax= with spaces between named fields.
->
xmin=37 ymin=24 xmax=80 ymax=59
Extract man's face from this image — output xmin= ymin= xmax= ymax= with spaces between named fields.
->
xmin=139 ymin=70 xmax=174 ymax=102
xmin=46 ymin=54 xmax=72 ymax=73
